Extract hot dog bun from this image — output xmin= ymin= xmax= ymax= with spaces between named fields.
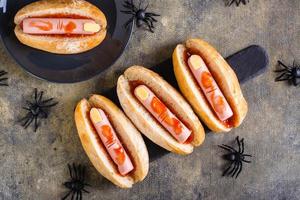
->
xmin=173 ymin=38 xmax=248 ymax=132
xmin=74 ymin=95 xmax=149 ymax=188
xmin=14 ymin=0 xmax=107 ymax=54
xmin=117 ymin=66 xmax=205 ymax=155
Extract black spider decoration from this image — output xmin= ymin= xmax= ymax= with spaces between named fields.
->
xmin=218 ymin=136 xmax=252 ymax=178
xmin=121 ymin=0 xmax=160 ymax=33
xmin=275 ymin=60 xmax=300 ymax=86
xmin=19 ymin=88 xmax=58 ymax=132
xmin=226 ymin=0 xmax=249 ymax=6
xmin=0 ymin=70 xmax=8 ymax=86
xmin=62 ymin=164 xmax=90 ymax=200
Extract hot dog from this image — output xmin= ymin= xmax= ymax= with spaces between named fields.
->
xmin=74 ymin=95 xmax=149 ymax=188
xmin=172 ymin=38 xmax=248 ymax=132
xmin=117 ymin=66 xmax=205 ymax=155
xmin=14 ymin=0 xmax=107 ymax=54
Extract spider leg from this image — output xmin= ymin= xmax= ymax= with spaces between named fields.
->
xmin=241 ymin=138 xmax=244 ymax=153
xmin=124 ymin=17 xmax=134 ymax=29
xmin=61 ymin=190 xmax=72 ymax=200
xmin=68 ymin=164 xmax=73 ymax=179
xmin=71 ymin=191 xmax=75 ymax=200
xmin=221 ymin=144 xmax=237 ymax=152
xmin=222 ymin=162 xmax=234 ymax=176
xmin=274 ymin=69 xmax=291 ymax=73
xmin=22 ymin=107 xmax=31 ymax=111
xmin=37 ymin=91 xmax=44 ymax=104
xmin=39 ymin=109 xmax=48 ymax=118
xmin=144 ymin=18 xmax=154 ymax=28
xmin=123 ymin=1 xmax=135 ymax=11
xmin=0 ymin=71 xmax=7 ymax=76
xmin=218 ymin=145 xmax=234 ymax=152
xmin=73 ymin=163 xmax=78 ymax=180
xmin=241 ymin=158 xmax=251 ymax=163
xmin=82 ymin=188 xmax=90 ymax=193
xmin=275 ymin=72 xmax=292 ymax=81
xmin=34 ymin=88 xmax=38 ymax=103
xmin=40 ymin=98 xmax=58 ymax=107
xmin=26 ymin=100 xmax=33 ymax=106
xmin=144 ymin=3 xmax=149 ymax=11
xmin=34 ymin=116 xmax=39 ymax=132
xmin=0 ymin=78 xmax=8 ymax=82
xmin=23 ymin=116 xmax=34 ymax=129
xmin=236 ymin=136 xmax=241 ymax=153
xmin=130 ymin=0 xmax=138 ymax=12
xmin=278 ymin=60 xmax=290 ymax=70
xmin=19 ymin=112 xmax=32 ymax=121
xmin=143 ymin=19 xmax=154 ymax=32
xmin=145 ymin=15 xmax=157 ymax=22
xmin=226 ymin=0 xmax=234 ymax=6
xmin=76 ymin=191 xmax=80 ymax=200
xmin=243 ymin=154 xmax=252 ymax=157
xmin=235 ymin=161 xmax=243 ymax=178
xmin=79 ymin=191 xmax=82 ymax=200
xmin=226 ymin=162 xmax=237 ymax=177
xmin=231 ymin=161 xmax=240 ymax=177
xmin=146 ymin=13 xmax=160 ymax=17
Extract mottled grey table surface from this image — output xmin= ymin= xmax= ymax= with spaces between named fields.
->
xmin=0 ymin=0 xmax=299 ymax=200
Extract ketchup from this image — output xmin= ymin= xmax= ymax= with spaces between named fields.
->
xmin=150 ymin=96 xmax=183 ymax=135
xmin=64 ymin=21 xmax=77 ymax=33
xmin=29 ymin=20 xmax=53 ymax=31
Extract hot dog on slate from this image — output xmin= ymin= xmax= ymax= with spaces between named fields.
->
xmin=74 ymin=95 xmax=149 ymax=188
xmin=172 ymin=38 xmax=248 ymax=132
xmin=14 ymin=0 xmax=107 ymax=54
xmin=117 ymin=66 xmax=205 ymax=155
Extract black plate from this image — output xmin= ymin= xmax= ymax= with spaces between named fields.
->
xmin=103 ymin=45 xmax=269 ymax=161
xmin=0 ymin=0 xmax=133 ymax=83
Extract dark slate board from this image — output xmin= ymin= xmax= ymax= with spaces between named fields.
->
xmin=103 ymin=45 xmax=269 ymax=161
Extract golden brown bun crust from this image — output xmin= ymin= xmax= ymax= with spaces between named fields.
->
xmin=173 ymin=39 xmax=248 ymax=132
xmin=117 ymin=66 xmax=205 ymax=155
xmin=14 ymin=0 xmax=107 ymax=54
xmin=74 ymin=96 xmax=149 ymax=188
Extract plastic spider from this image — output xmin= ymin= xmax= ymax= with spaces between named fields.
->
xmin=275 ymin=60 xmax=300 ymax=86
xmin=218 ymin=136 xmax=252 ymax=178
xmin=19 ymin=88 xmax=58 ymax=132
xmin=0 ymin=70 xmax=8 ymax=86
xmin=121 ymin=0 xmax=160 ymax=33
xmin=226 ymin=0 xmax=249 ymax=6
xmin=62 ymin=164 xmax=90 ymax=200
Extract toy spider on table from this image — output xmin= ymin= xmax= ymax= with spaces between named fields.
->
xmin=275 ymin=60 xmax=300 ymax=86
xmin=19 ymin=88 xmax=58 ymax=132
xmin=226 ymin=0 xmax=249 ymax=6
xmin=0 ymin=70 xmax=8 ymax=86
xmin=121 ymin=0 xmax=160 ymax=33
xmin=62 ymin=164 xmax=90 ymax=200
xmin=219 ymin=136 xmax=252 ymax=178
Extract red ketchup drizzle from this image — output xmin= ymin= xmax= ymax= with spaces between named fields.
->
xmin=150 ymin=96 xmax=183 ymax=135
